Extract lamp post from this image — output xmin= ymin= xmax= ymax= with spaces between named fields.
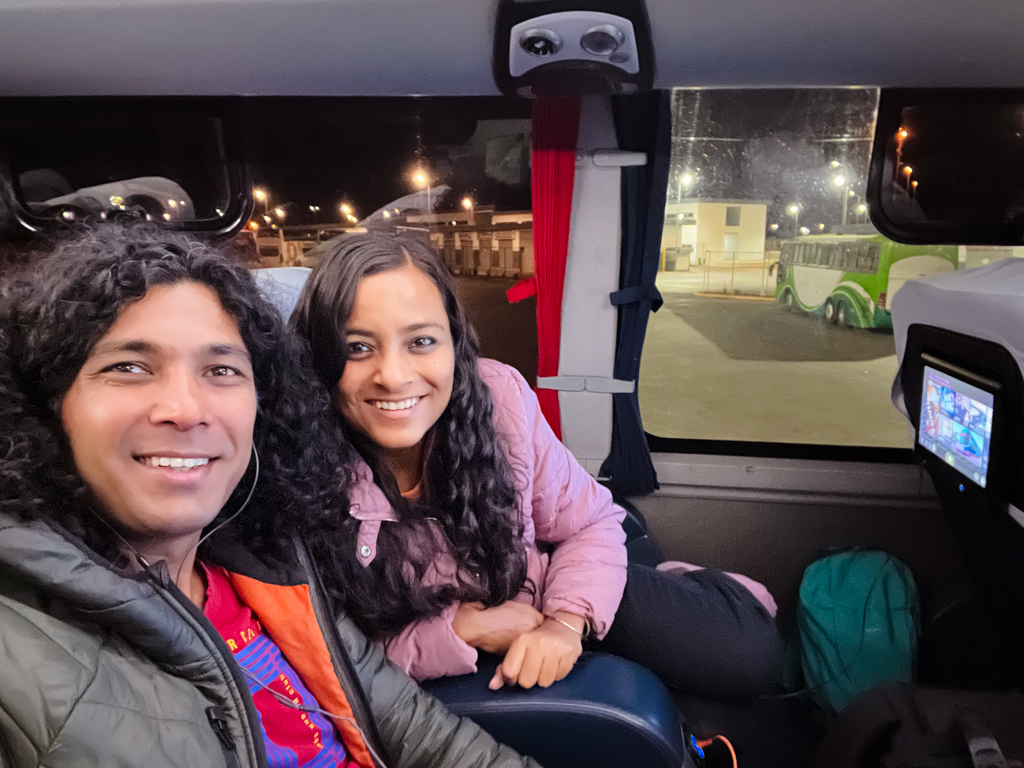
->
xmin=830 ymin=161 xmax=853 ymax=226
xmin=902 ymin=165 xmax=914 ymax=193
xmin=677 ymin=170 xmax=697 ymax=204
xmin=895 ymin=127 xmax=909 ymax=182
xmin=414 ymin=169 xmax=432 ymax=213
xmin=787 ymin=203 xmax=801 ymax=237
xmin=253 ymin=188 xmax=268 ymax=217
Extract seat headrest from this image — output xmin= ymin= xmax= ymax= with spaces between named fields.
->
xmin=252 ymin=267 xmax=311 ymax=322
xmin=891 ymin=259 xmax=1024 ymax=419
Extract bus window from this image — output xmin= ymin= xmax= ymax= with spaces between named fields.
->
xmin=644 ymin=87 xmax=964 ymax=451
xmin=0 ymin=97 xmax=539 ymax=385
xmin=239 ymin=97 xmax=538 ymax=385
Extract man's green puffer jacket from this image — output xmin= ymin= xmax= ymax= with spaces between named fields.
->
xmin=0 ymin=510 xmax=541 ymax=768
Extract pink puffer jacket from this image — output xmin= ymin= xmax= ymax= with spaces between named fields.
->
xmin=346 ymin=359 xmax=628 ymax=681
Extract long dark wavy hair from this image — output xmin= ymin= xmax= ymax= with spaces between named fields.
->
xmin=291 ymin=231 xmax=530 ymax=641
xmin=0 ymin=224 xmax=351 ymax=567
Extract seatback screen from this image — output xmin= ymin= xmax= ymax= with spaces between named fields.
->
xmin=919 ymin=365 xmax=995 ymax=487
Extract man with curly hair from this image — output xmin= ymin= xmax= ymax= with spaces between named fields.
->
xmin=0 ymin=224 xmax=540 ymax=768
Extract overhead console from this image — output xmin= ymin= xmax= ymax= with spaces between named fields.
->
xmin=493 ymin=0 xmax=654 ymax=96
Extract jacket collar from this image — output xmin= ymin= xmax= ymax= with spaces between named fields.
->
xmin=0 ymin=509 xmax=218 ymax=673
xmin=347 ymin=458 xmax=399 ymax=523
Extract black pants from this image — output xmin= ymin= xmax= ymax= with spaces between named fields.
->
xmin=592 ymin=562 xmax=785 ymax=699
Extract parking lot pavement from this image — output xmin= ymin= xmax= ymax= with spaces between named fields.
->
xmin=640 ymin=290 xmax=913 ymax=448
xmin=453 ymin=272 xmax=912 ymax=449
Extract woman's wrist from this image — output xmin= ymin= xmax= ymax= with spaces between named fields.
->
xmin=452 ymin=602 xmax=483 ymax=646
xmin=546 ymin=610 xmax=586 ymax=636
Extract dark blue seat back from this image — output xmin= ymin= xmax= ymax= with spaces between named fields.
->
xmin=422 ymin=652 xmax=691 ymax=768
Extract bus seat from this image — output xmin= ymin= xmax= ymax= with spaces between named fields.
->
xmin=252 ymin=266 xmax=311 ymax=321
xmin=891 ymin=258 xmax=1024 ymax=686
xmin=421 ymin=651 xmax=692 ymax=768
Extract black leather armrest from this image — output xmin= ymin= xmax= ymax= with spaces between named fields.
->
xmin=421 ymin=651 xmax=690 ymax=768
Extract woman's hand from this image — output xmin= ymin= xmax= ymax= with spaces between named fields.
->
xmin=452 ymin=601 xmax=545 ymax=654
xmin=488 ymin=611 xmax=585 ymax=690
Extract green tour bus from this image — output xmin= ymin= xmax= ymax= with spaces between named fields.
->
xmin=774 ymin=233 xmax=959 ymax=328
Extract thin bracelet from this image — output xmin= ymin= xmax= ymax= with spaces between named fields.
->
xmin=546 ymin=614 xmax=584 ymax=636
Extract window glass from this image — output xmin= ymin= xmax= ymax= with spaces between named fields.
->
xmin=642 ymin=87 xmax=930 ymax=448
xmin=642 ymin=89 xmax=1024 ymax=449
xmin=238 ymin=97 xmax=536 ymax=384
xmin=0 ymin=102 xmax=232 ymax=224
xmin=0 ymin=97 xmax=538 ymax=386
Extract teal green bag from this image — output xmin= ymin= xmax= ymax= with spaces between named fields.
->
xmin=791 ymin=549 xmax=921 ymax=717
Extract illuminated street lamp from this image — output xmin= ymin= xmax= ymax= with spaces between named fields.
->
xmin=895 ymin=127 xmax=909 ymax=181
xmin=461 ymin=196 xmax=474 ymax=211
xmin=857 ymin=202 xmax=868 ymax=223
xmin=902 ymin=164 xmax=914 ymax=192
xmin=830 ymin=162 xmax=853 ymax=226
xmin=412 ymin=168 xmax=433 ymax=213
xmin=677 ymin=169 xmax=697 ymax=203
xmin=787 ymin=203 xmax=801 ymax=237
xmin=799 ymin=226 xmax=810 ymax=235
xmin=911 ymin=179 xmax=919 ymax=199
xmin=253 ymin=188 xmax=268 ymax=216
xmin=274 ymin=206 xmax=286 ymax=220
xmin=769 ymin=223 xmax=779 ymax=232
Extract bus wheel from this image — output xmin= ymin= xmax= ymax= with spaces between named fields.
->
xmin=836 ymin=301 xmax=849 ymax=326
xmin=781 ymin=290 xmax=794 ymax=309
xmin=824 ymin=298 xmax=838 ymax=324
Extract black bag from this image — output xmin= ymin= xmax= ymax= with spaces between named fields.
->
xmin=813 ymin=684 xmax=1024 ymax=768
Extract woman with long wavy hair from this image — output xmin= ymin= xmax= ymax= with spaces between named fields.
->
xmin=292 ymin=231 xmax=784 ymax=697
xmin=0 ymin=224 xmax=537 ymax=768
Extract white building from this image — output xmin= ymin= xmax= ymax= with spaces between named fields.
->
xmin=661 ymin=199 xmax=769 ymax=269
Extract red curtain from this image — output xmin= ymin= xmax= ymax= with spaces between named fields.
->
xmin=506 ymin=97 xmax=580 ymax=440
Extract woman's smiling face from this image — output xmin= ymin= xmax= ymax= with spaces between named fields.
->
xmin=60 ymin=282 xmax=257 ymax=547
xmin=336 ymin=263 xmax=455 ymax=462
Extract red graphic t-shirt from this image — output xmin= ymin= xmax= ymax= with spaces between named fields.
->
xmin=202 ymin=564 xmax=352 ymax=768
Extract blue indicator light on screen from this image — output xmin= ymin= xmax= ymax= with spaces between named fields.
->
xmin=959 ymin=484 xmax=965 ymax=492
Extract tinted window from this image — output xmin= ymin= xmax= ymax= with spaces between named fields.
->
xmin=643 ymin=88 xmax=928 ymax=449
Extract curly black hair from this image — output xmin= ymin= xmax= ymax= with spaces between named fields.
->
xmin=291 ymin=231 xmax=530 ymax=641
xmin=0 ymin=224 xmax=351 ymax=566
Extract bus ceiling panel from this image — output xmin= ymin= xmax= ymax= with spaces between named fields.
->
xmin=2 ymin=0 xmax=1024 ymax=95
xmin=646 ymin=0 xmax=1024 ymax=89
xmin=0 ymin=0 xmax=500 ymax=97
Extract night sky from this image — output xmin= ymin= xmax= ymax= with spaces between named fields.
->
xmin=1 ymin=89 xmax=881 ymax=233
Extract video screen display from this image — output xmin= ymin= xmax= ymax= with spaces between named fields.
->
xmin=918 ymin=365 xmax=995 ymax=487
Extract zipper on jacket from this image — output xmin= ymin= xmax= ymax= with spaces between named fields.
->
xmin=294 ymin=536 xmax=391 ymax=768
xmin=142 ymin=563 xmax=269 ymax=768
xmin=207 ymin=705 xmax=242 ymax=768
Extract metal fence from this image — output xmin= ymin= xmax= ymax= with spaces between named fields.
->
xmin=701 ymin=250 xmax=777 ymax=296
xmin=436 ymin=228 xmax=533 ymax=279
